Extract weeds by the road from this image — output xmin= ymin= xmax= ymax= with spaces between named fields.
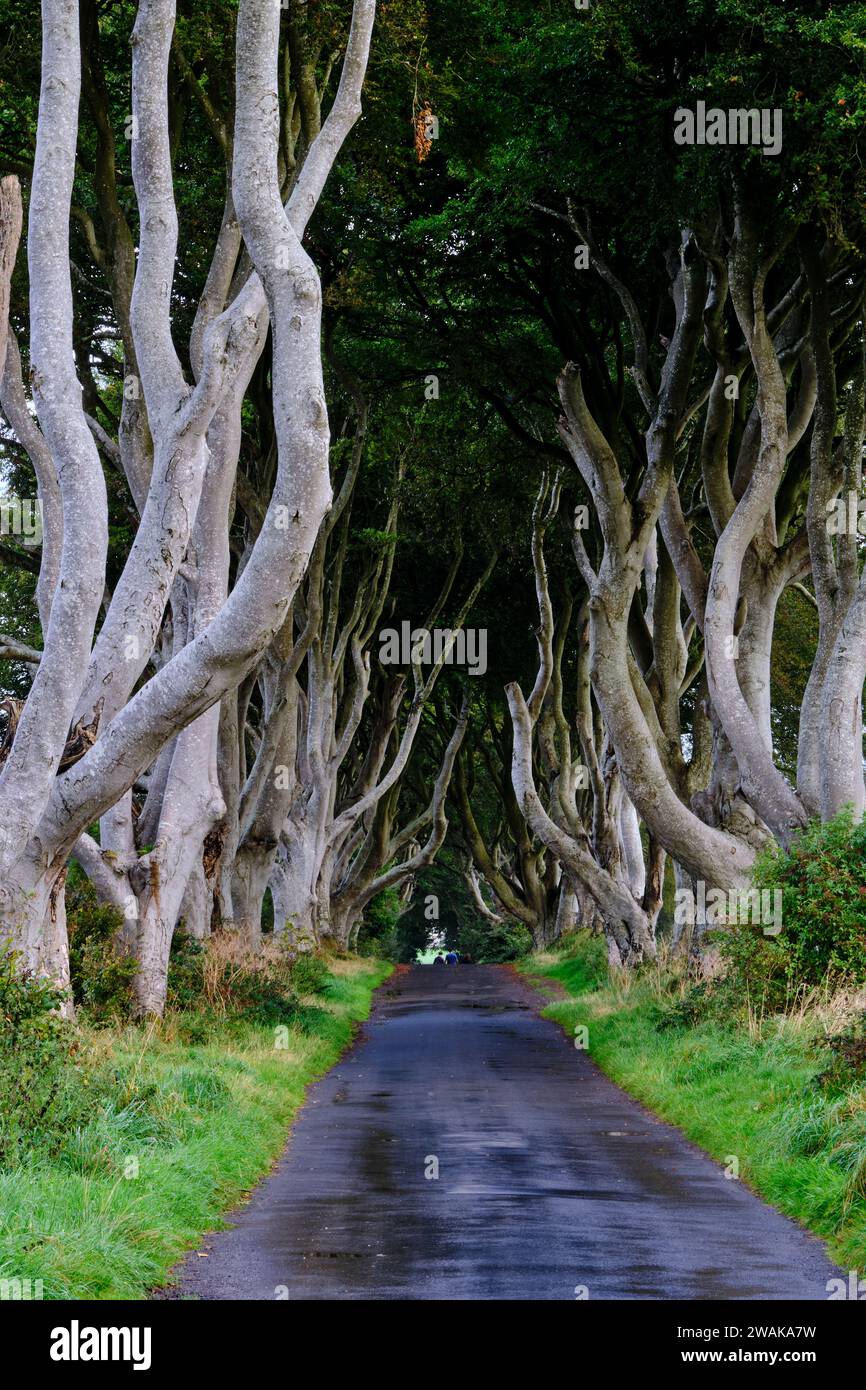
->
xmin=0 ymin=945 xmax=389 ymax=1300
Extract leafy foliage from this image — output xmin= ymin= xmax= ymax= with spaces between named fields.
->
xmin=67 ymin=879 xmax=137 ymax=1022
xmin=356 ymin=886 xmax=403 ymax=958
xmin=745 ymin=811 xmax=866 ymax=987
xmin=817 ymin=1017 xmax=866 ymax=1094
xmin=456 ymin=916 xmax=533 ymax=964
xmin=657 ymin=812 xmax=866 ymax=1029
xmin=0 ymin=949 xmax=90 ymax=1166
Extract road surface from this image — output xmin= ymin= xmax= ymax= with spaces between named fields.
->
xmin=164 ymin=964 xmax=840 ymax=1300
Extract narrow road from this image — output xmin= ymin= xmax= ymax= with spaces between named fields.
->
xmin=167 ymin=965 xmax=839 ymax=1300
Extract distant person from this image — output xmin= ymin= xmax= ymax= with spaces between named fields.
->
xmin=433 ymin=952 xmax=446 ymax=965
xmin=445 ymin=950 xmax=458 ymax=965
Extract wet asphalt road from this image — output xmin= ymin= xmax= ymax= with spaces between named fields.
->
xmin=166 ymin=964 xmax=840 ymax=1301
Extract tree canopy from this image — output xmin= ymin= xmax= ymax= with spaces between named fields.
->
xmin=1 ymin=0 xmax=865 ymax=1003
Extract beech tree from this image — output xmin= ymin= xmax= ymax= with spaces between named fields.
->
xmin=3 ymin=0 xmax=866 ymax=991
xmin=327 ymin=0 xmax=866 ymax=965
xmin=0 ymin=0 xmax=379 ymax=1012
xmin=224 ymin=428 xmax=493 ymax=952
xmin=452 ymin=698 xmax=572 ymax=953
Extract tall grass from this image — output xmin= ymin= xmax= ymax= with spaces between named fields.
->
xmin=0 ymin=954 xmax=390 ymax=1300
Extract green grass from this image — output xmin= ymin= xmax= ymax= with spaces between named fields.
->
xmin=0 ymin=957 xmax=390 ymax=1299
xmin=521 ymin=938 xmax=866 ymax=1273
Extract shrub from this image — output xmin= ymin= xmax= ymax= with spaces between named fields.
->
xmin=554 ymin=928 xmax=609 ymax=988
xmin=0 ymin=948 xmax=86 ymax=1165
xmin=289 ymin=952 xmax=330 ymax=996
xmin=816 ymin=1014 xmax=866 ymax=1092
xmin=166 ymin=930 xmax=209 ymax=1012
xmin=753 ymin=810 xmax=866 ymax=981
xmin=655 ymin=976 xmax=743 ymax=1031
xmin=219 ymin=966 xmax=298 ymax=1029
xmin=660 ymin=810 xmax=866 ymax=1032
xmin=67 ymin=879 xmax=137 ymax=1022
xmin=168 ymin=929 xmax=283 ymax=1017
xmin=713 ymin=921 xmax=796 ymax=1016
xmin=711 ymin=811 xmax=866 ymax=1010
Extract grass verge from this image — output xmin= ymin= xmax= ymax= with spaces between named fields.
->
xmin=0 ymin=955 xmax=390 ymax=1300
xmin=521 ymin=936 xmax=866 ymax=1274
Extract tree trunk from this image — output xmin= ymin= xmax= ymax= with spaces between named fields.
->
xmin=230 ymin=839 xmax=277 ymax=950
xmin=819 ymin=578 xmax=866 ymax=820
xmin=130 ymin=708 xmax=225 ymax=1016
xmin=269 ymin=843 xmax=318 ymax=949
xmin=1 ymin=847 xmax=74 ymax=1017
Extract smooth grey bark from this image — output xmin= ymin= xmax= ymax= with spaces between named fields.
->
xmin=559 ymin=370 xmax=754 ymax=890
xmin=551 ymin=220 xmax=758 ymax=893
xmin=798 ymin=256 xmax=866 ymax=821
xmin=0 ymin=0 xmax=108 ymax=868
xmin=703 ymin=202 xmax=808 ymax=847
xmin=618 ymin=793 xmax=646 ymax=901
xmin=0 ymin=0 xmax=378 ymax=1007
xmin=505 ymin=477 xmax=658 ymax=965
xmin=507 ymin=682 xmax=656 ymax=965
